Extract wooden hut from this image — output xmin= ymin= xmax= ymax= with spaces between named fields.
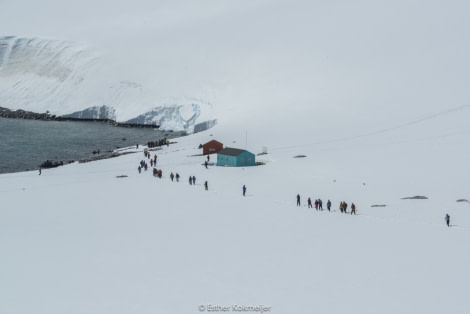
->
xmin=217 ymin=147 xmax=256 ymax=167
xmin=202 ymin=140 xmax=224 ymax=155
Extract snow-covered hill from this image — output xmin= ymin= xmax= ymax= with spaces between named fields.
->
xmin=0 ymin=36 xmax=99 ymax=112
xmin=1 ymin=0 xmax=470 ymax=133
xmin=0 ymin=36 xmax=216 ymax=132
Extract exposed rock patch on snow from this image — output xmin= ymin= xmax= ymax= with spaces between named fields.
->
xmin=401 ymin=196 xmax=429 ymax=200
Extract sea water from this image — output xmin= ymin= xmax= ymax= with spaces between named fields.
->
xmin=0 ymin=117 xmax=184 ymax=174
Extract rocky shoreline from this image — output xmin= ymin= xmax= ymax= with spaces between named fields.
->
xmin=0 ymin=106 xmax=159 ymax=128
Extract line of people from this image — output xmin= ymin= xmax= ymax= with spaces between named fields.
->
xmin=300 ymin=195 xmax=453 ymax=225
xmin=299 ymin=194 xmax=357 ymax=215
xmin=137 ymin=151 xmax=209 ymax=192
xmin=137 ymin=150 xmax=454 ymax=227
xmin=147 ymin=138 xmax=169 ymax=148
xmin=137 ymin=146 xmax=364 ymax=218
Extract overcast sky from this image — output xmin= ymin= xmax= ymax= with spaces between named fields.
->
xmin=1 ymin=0 xmax=469 ymax=127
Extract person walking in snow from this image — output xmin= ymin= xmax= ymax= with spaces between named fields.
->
xmin=314 ymin=199 xmax=318 ymax=210
xmin=192 ymin=176 xmax=196 ymax=185
xmin=297 ymin=194 xmax=301 ymax=206
xmin=318 ymin=199 xmax=323 ymax=210
xmin=204 ymin=181 xmax=208 ymax=190
xmin=445 ymin=214 xmax=450 ymax=227
xmin=351 ymin=203 xmax=356 ymax=215
xmin=175 ymin=173 xmax=180 ymax=182
xmin=138 ymin=166 xmax=141 ymax=174
xmin=243 ymin=185 xmax=246 ymax=196
xmin=327 ymin=199 xmax=331 ymax=211
xmin=39 ymin=168 xmax=41 ymax=175
xmin=189 ymin=176 xmax=193 ymax=185
xmin=339 ymin=201 xmax=344 ymax=213
xmin=308 ymin=197 xmax=312 ymax=208
xmin=170 ymin=172 xmax=174 ymax=181
xmin=204 ymin=160 xmax=208 ymax=169
xmin=343 ymin=201 xmax=348 ymax=213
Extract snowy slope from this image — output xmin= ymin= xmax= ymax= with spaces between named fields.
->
xmin=1 ymin=0 xmax=470 ymax=313
xmin=1 ymin=122 xmax=470 ymax=314
xmin=0 ymin=36 xmax=100 ymax=113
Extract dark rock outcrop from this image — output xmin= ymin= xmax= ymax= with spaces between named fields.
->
xmin=401 ymin=196 xmax=428 ymax=200
xmin=0 ymin=107 xmax=158 ymax=128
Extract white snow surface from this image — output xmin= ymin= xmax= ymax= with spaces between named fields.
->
xmin=1 ymin=0 xmax=470 ymax=313
xmin=2 ymin=112 xmax=470 ymax=313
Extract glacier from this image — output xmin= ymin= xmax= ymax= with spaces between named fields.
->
xmin=0 ymin=36 xmax=216 ymax=133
